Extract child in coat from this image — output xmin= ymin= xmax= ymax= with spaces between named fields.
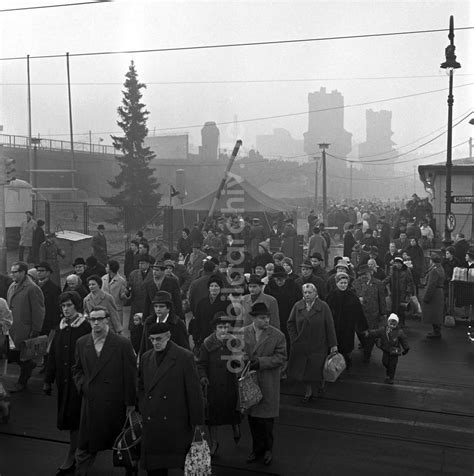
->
xmin=130 ymin=313 xmax=144 ymax=355
xmin=369 ymin=313 xmax=409 ymax=384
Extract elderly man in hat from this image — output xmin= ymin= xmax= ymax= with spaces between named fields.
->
xmin=39 ymin=232 xmax=66 ymax=287
xmin=242 ymin=302 xmax=286 ymax=466
xmin=91 ymin=224 xmax=108 ymax=266
xmin=73 ymin=306 xmax=136 ymax=475
xmin=241 ymin=275 xmax=279 ymax=329
xmin=139 ymin=291 xmax=189 ymax=357
xmin=138 ymin=322 xmax=204 ymax=475
xmin=353 ymin=263 xmax=387 ymax=362
xmin=296 ymin=260 xmax=327 ymax=300
xmin=144 ymin=261 xmax=183 ymax=320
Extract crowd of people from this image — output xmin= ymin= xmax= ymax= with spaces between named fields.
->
xmin=0 ymin=202 xmax=473 ymax=476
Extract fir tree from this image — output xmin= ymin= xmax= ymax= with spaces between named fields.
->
xmin=104 ymin=61 xmax=161 ymax=231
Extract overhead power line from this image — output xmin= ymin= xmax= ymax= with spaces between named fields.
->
xmin=1 ymin=26 xmax=473 ymax=61
xmin=0 ymin=1 xmax=109 ymax=13
xmin=2 ymin=73 xmax=474 ymax=86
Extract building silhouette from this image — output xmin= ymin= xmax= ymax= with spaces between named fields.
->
xmin=303 ymin=87 xmax=352 ymax=173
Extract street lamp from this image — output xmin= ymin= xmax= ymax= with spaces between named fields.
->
xmin=440 ymin=15 xmax=461 ymax=244
xmin=318 ymin=143 xmax=330 ymax=223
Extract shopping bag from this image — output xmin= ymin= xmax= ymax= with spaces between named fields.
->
xmin=112 ymin=411 xmax=142 ymax=468
xmin=409 ymin=296 xmax=422 ymax=315
xmin=184 ymin=428 xmax=212 ymax=476
xmin=19 ymin=335 xmax=48 ymax=362
xmin=238 ymin=362 xmax=263 ymax=413
xmin=444 ymin=315 xmax=456 ymax=328
xmin=323 ymin=352 xmax=346 ymax=383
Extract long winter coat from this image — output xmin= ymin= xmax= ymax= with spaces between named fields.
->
xmin=38 ymin=278 xmax=61 ymax=336
xmin=384 ymin=265 xmax=415 ymax=314
xmin=242 ymin=324 xmax=286 ymax=418
xmin=264 ymin=279 xmax=302 ymax=348
xmin=143 ymin=277 xmax=183 ymax=319
xmin=138 ymin=342 xmax=204 ymax=470
xmin=281 ymin=224 xmax=297 ymax=258
xmin=39 ymin=240 xmax=64 ymax=287
xmin=421 ymin=263 xmax=445 ymax=325
xmin=139 ymin=311 xmax=190 ymax=357
xmin=352 ymin=276 xmax=386 ymax=329
xmin=327 ymin=289 xmax=368 ymax=354
xmin=83 ymin=290 xmax=122 ymax=334
xmin=287 ymin=298 xmax=337 ymax=383
xmin=128 ymin=268 xmax=153 ymax=319
xmin=73 ymin=331 xmax=137 ymax=453
xmin=241 ymin=293 xmax=280 ymax=329
xmin=91 ymin=233 xmax=108 ymax=266
xmin=7 ymin=276 xmax=45 ymax=347
xmin=197 ymin=333 xmax=241 ymax=426
xmin=45 ymin=315 xmax=91 ymax=430
xmin=191 ymin=294 xmax=228 ymax=346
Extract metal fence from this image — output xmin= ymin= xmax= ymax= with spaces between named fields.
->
xmin=33 ymin=199 xmax=174 ymax=253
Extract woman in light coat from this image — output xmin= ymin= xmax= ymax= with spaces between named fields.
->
xmin=83 ymin=274 xmax=122 ymax=333
xmin=287 ymin=283 xmax=338 ymax=402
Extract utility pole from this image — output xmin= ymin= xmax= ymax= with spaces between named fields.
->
xmin=349 ymin=161 xmax=353 ymax=201
xmin=66 ymin=52 xmax=76 ymax=197
xmin=0 ymin=149 xmax=7 ymax=273
xmin=440 ymin=16 xmax=461 ymax=244
xmin=313 ymin=156 xmax=320 ymax=211
xmin=319 ymin=143 xmax=330 ymax=223
xmin=27 ymin=55 xmax=33 ymax=186
xmin=469 ymin=137 xmax=473 ymax=159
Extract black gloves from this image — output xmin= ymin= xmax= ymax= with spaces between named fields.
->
xmin=249 ymin=359 xmax=260 ymax=371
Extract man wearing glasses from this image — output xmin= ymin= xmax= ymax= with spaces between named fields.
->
xmin=73 ymin=306 xmax=137 ymax=476
xmin=7 ymin=261 xmax=45 ymax=392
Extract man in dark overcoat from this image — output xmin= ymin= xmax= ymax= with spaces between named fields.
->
xmin=91 ymin=224 xmax=108 ymax=266
xmin=143 ymin=261 xmax=183 ymax=319
xmin=72 ymin=307 xmax=137 ymax=475
xmin=36 ymin=262 xmax=61 ymax=337
xmin=7 ymin=261 xmax=45 ymax=392
xmin=138 ymin=322 xmax=204 ymax=474
xmin=139 ymin=291 xmax=190 ymax=358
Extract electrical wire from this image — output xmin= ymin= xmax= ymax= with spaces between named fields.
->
xmin=1 ymin=26 xmax=473 ymax=61
xmin=0 ymin=1 xmax=109 ymax=13
xmin=2 ymin=74 xmax=474 ymax=86
xmin=41 ymin=82 xmax=474 ymax=137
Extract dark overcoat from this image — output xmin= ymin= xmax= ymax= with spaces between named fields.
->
xmin=192 ymin=294 xmax=229 ymax=346
xmin=73 ymin=331 xmax=137 ymax=453
xmin=139 ymin=311 xmax=190 ymax=357
xmin=197 ymin=333 xmax=241 ymax=426
xmin=287 ymin=298 xmax=337 ymax=382
xmin=421 ymin=263 xmax=445 ymax=325
xmin=128 ymin=268 xmax=153 ymax=318
xmin=39 ymin=279 xmax=61 ymax=335
xmin=138 ymin=342 xmax=204 ymax=470
xmin=45 ymin=316 xmax=91 ymax=430
xmin=352 ymin=276 xmax=386 ymax=328
xmin=143 ymin=277 xmax=183 ymax=319
xmin=326 ymin=289 xmax=368 ymax=354
xmin=91 ymin=233 xmax=108 ymax=266
xmin=384 ymin=265 xmax=415 ymax=314
xmin=242 ymin=324 xmax=286 ymax=418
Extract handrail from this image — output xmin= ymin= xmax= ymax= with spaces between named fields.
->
xmin=0 ymin=133 xmax=117 ymax=155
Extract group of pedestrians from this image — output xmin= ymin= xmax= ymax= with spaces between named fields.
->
xmin=0 ymin=205 xmax=472 ymax=475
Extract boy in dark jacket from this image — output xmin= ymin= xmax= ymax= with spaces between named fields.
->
xmin=369 ymin=313 xmax=409 ymax=384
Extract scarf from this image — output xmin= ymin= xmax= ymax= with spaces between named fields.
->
xmin=59 ymin=314 xmax=86 ymax=330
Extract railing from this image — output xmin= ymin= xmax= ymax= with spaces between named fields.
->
xmin=0 ymin=133 xmax=117 ymax=155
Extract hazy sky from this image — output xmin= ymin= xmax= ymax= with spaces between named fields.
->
xmin=0 ymin=0 xmax=472 ymax=164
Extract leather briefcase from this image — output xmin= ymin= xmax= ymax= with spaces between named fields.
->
xmin=19 ymin=335 xmax=48 ymax=362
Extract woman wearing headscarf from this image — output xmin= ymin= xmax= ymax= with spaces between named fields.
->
xmin=326 ymin=272 xmax=368 ymax=369
xmin=287 ymin=283 xmax=338 ymax=403
xmin=43 ymin=291 xmax=91 ymax=475
xmin=197 ymin=312 xmax=241 ymax=457
xmin=422 ymin=253 xmax=446 ymax=339
xmin=191 ymin=275 xmax=228 ymax=350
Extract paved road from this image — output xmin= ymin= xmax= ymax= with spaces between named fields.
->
xmin=1 ymin=320 xmax=473 ymax=476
